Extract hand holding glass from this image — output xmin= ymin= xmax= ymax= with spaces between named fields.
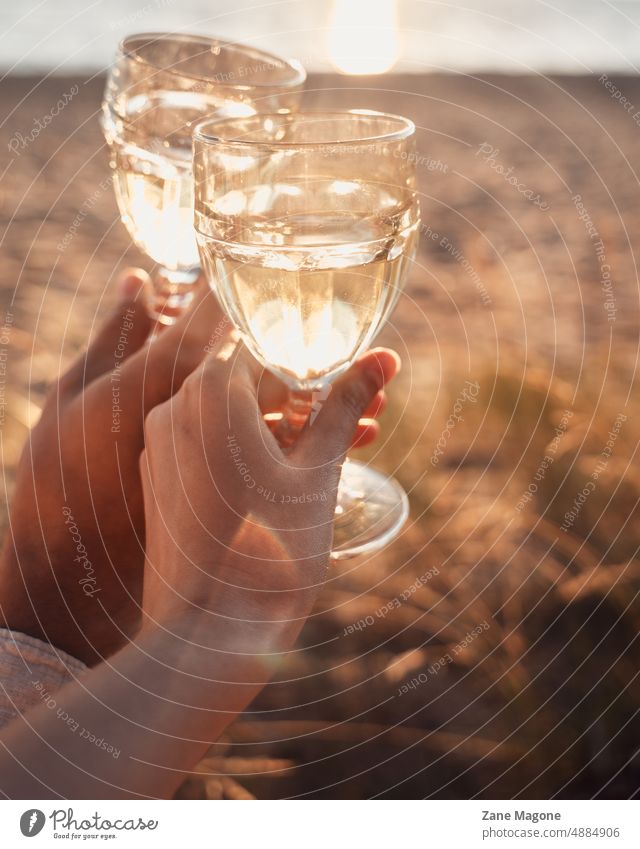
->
xmin=194 ymin=111 xmax=419 ymax=558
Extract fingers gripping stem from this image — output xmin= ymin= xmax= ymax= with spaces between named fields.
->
xmin=273 ymin=389 xmax=314 ymax=451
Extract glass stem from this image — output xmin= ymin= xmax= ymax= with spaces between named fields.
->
xmin=274 ymin=389 xmax=314 ymax=451
xmin=149 ymin=267 xmax=199 ymax=326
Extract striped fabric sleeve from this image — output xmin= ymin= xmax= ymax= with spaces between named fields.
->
xmin=0 ymin=627 xmax=87 ymax=728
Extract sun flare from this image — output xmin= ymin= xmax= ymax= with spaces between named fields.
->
xmin=327 ymin=0 xmax=400 ymax=75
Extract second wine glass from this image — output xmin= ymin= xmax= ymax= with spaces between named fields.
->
xmin=193 ymin=110 xmax=420 ymax=559
xmin=101 ymin=32 xmax=305 ymax=324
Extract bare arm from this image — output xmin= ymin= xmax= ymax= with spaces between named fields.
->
xmin=0 ymin=341 xmax=398 ymax=799
xmin=0 ymin=609 xmax=298 ymax=799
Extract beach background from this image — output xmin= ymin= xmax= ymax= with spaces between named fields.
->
xmin=3 ymin=0 xmax=640 ymax=75
xmin=2 ymin=0 xmax=640 ymax=798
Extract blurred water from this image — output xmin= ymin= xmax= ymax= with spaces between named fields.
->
xmin=1 ymin=0 xmax=640 ymax=74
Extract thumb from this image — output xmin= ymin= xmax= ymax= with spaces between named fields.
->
xmin=293 ymin=348 xmax=401 ymax=467
xmin=58 ymin=268 xmax=154 ymax=397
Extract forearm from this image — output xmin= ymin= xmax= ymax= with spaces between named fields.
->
xmin=0 ymin=532 xmax=139 ymax=666
xmin=0 ymin=611 xmax=294 ymax=799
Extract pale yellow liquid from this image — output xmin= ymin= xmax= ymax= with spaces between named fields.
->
xmin=103 ymin=90 xmax=255 ymax=271
xmin=113 ymin=145 xmax=198 ymax=271
xmin=197 ymin=209 xmax=418 ymax=388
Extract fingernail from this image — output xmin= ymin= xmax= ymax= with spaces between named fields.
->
xmin=117 ymin=268 xmax=147 ymax=302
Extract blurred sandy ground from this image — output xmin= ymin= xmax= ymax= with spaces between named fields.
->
xmin=2 ymin=73 xmax=640 ymax=797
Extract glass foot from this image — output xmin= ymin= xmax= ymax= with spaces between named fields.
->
xmin=331 ymin=459 xmax=409 ymax=561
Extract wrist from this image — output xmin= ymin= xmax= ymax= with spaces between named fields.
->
xmin=142 ymin=543 xmax=328 ymax=642
xmin=139 ymin=600 xmax=307 ymax=655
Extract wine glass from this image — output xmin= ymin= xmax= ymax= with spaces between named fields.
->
xmin=193 ymin=110 xmax=420 ymax=559
xmin=101 ymin=32 xmax=305 ymax=325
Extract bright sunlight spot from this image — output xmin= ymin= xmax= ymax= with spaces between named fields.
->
xmin=327 ymin=0 xmax=400 ymax=75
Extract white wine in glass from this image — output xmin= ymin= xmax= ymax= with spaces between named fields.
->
xmin=101 ymin=32 xmax=305 ymax=324
xmin=194 ymin=111 xmax=420 ymax=559
xmin=112 ymin=131 xmax=199 ymax=274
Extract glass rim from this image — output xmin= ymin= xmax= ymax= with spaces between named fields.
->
xmin=117 ymin=31 xmax=306 ymax=90
xmin=193 ymin=109 xmax=415 ymax=148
